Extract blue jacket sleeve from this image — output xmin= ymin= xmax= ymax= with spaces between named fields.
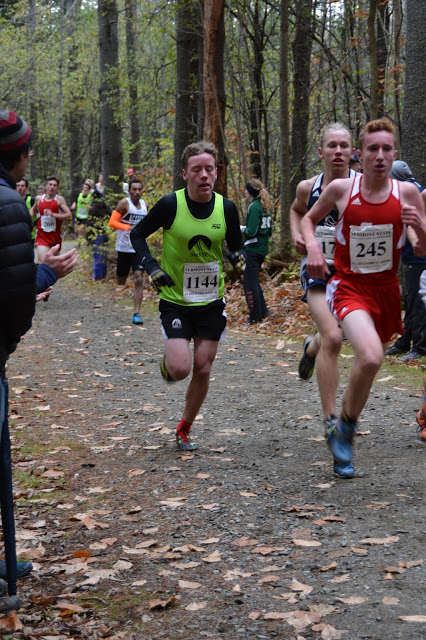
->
xmin=36 ymin=264 xmax=58 ymax=294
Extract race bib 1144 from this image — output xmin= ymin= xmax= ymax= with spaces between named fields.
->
xmin=183 ymin=262 xmax=219 ymax=303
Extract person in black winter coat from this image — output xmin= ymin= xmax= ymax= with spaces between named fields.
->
xmin=0 ymin=111 xmax=78 ymax=603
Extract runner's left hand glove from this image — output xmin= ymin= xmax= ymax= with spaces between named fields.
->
xmin=149 ymin=268 xmax=175 ymax=293
xmin=228 ymin=251 xmax=246 ymax=273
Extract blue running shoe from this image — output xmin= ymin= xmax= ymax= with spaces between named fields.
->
xmin=132 ymin=313 xmax=144 ymax=325
xmin=324 ymin=414 xmax=338 ymax=438
xmin=333 ymin=460 xmax=355 ymax=479
xmin=0 ymin=559 xmax=33 ymax=580
xmin=326 ymin=415 xmax=356 ymax=466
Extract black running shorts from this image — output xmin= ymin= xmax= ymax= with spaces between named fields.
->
xmin=159 ymin=299 xmax=227 ymax=342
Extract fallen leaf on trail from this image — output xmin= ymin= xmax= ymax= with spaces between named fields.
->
xmin=287 ymin=610 xmax=320 ymax=630
xmin=258 ymin=575 xmax=280 ymax=584
xmin=290 ymin=579 xmax=313 ymax=595
xmin=212 ymin=447 xmax=226 ymax=453
xmin=309 ymin=604 xmax=338 ymax=616
xmin=42 ymin=468 xmax=64 ymax=478
xmin=365 ymin=501 xmax=389 ymax=510
xmin=93 ymin=371 xmax=112 ymax=377
xmin=240 ymin=491 xmax=257 ymax=498
xmin=314 ymin=482 xmax=334 ymax=488
xmin=398 ymin=615 xmax=426 ymax=622
xmin=292 ymin=538 xmax=322 ymax=547
xmin=79 ymin=568 xmax=117 ymax=585
xmin=0 ymin=612 xmax=23 ymax=631
xmin=127 ymin=469 xmax=146 ymax=478
xmin=318 ymin=623 xmax=348 ymax=639
xmin=143 ymin=445 xmax=162 ymax=450
xmin=223 ymin=568 xmax=253 ymax=580
xmin=384 ymin=573 xmax=393 ymax=580
xmin=272 ymin=593 xmax=298 ymax=604
xmin=251 ymin=546 xmax=284 ymax=555
xmin=198 ymin=537 xmax=220 ymax=545
xmin=36 ymin=404 xmax=50 ymax=411
xmin=400 ymin=559 xmax=423 ymax=568
xmin=275 ymin=339 xmax=285 ymax=349
xmin=377 ymin=375 xmax=394 ymax=382
xmin=359 ymin=536 xmax=399 ymax=545
xmin=336 ymin=596 xmax=368 ymax=604
xmin=72 ymin=549 xmax=91 ymax=558
xmin=143 ymin=405 xmax=164 ymax=412
xmin=178 ymin=580 xmax=201 ymax=589
xmin=264 ymin=612 xmax=289 ymax=620
xmin=330 ymin=574 xmax=351 ymax=583
xmin=351 ymin=547 xmax=368 ymax=555
xmin=85 ymin=486 xmax=111 ymax=494
xmin=131 ymin=579 xmax=147 ymax=586
xmin=356 ymin=430 xmax=371 ymax=435
xmin=55 ymin=601 xmax=86 ymax=613
xmin=198 ymin=503 xmax=219 ymax=510
xmin=340 ymin=353 xmax=354 ymax=358
xmin=315 ymin=562 xmax=337 ymax=572
xmin=203 ymin=550 xmax=221 ymax=563
xmin=127 ymin=505 xmax=142 ymax=514
xmin=172 ymin=561 xmax=202 ymax=569
xmin=248 ymin=611 xmax=261 ymax=620
xmin=196 ymin=473 xmax=210 ymax=479
xmin=382 ymin=596 xmax=400 ymax=605
xmin=113 ymin=560 xmax=133 ymax=571
xmin=383 ymin=566 xmax=406 ymax=574
xmin=299 ymin=414 xmax=313 ymax=420
xmin=234 ymin=536 xmax=258 ymax=547
xmin=277 ymin=360 xmax=289 ymax=367
xmin=185 ymin=601 xmax=207 ymax=611
xmin=148 ymin=595 xmax=179 ymax=610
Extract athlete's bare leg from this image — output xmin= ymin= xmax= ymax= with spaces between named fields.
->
xmin=306 ymin=287 xmax=342 ymax=420
xmin=36 ymin=245 xmax=51 ymax=263
xmin=339 ymin=309 xmax=385 ymax=420
xmin=181 ymin=337 xmax=219 ymax=424
xmin=132 ymin=270 xmax=144 ymax=315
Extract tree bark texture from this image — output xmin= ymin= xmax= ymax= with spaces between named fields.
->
xmin=290 ymin=0 xmax=313 ymax=202
xmin=98 ymin=0 xmax=123 ymax=198
xmin=66 ymin=0 xmax=82 ymax=203
xmin=280 ymin=0 xmax=292 ymax=260
xmin=203 ymin=0 xmax=226 ymax=196
xmin=125 ymin=0 xmax=141 ymax=172
xmin=368 ymin=0 xmax=378 ymax=119
xmin=402 ymin=0 xmax=426 ymax=185
xmin=174 ymin=0 xmax=202 ymax=190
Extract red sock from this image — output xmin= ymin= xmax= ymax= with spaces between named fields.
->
xmin=176 ymin=419 xmax=192 ymax=435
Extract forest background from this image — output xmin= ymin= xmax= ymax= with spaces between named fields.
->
xmin=1 ymin=0 xmax=424 ymax=260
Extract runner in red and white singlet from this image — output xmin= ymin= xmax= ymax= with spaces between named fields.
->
xmin=31 ymin=176 xmax=72 ymax=262
xmin=301 ymin=118 xmax=426 ymax=479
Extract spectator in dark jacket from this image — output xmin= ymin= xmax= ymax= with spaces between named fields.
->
xmin=0 ymin=111 xmax=77 ymax=602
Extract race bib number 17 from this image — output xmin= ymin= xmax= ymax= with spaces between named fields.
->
xmin=349 ymin=223 xmax=393 ymax=274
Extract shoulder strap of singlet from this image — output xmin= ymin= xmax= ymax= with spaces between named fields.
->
xmin=349 ymin=168 xmax=357 ymax=178
xmin=350 ymin=174 xmax=361 ymax=198
xmin=311 ymin=172 xmax=323 ymax=195
xmin=391 ymin=178 xmax=400 ymax=200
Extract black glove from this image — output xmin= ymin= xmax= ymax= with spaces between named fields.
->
xmin=228 ymin=250 xmax=246 ymax=273
xmin=149 ymin=268 xmax=175 ymax=293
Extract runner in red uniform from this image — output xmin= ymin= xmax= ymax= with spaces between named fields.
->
xmin=301 ymin=118 xmax=426 ymax=479
xmin=31 ymin=176 xmax=72 ymax=262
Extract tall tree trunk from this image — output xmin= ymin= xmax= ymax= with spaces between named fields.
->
xmin=392 ymin=0 xmax=402 ymax=152
xmin=98 ymin=0 xmax=123 ymax=198
xmin=174 ymin=0 xmax=202 ymax=190
xmin=27 ymin=0 xmax=38 ymax=182
xmin=280 ymin=0 xmax=292 ymax=260
xmin=376 ymin=0 xmax=389 ymax=117
xmin=290 ymin=0 xmax=313 ymax=202
xmin=57 ymin=0 xmax=65 ymax=175
xmin=67 ymin=0 xmax=82 ymax=204
xmin=368 ymin=0 xmax=378 ymax=119
xmin=203 ymin=0 xmax=226 ymax=195
xmin=125 ymin=0 xmax=141 ymax=173
xmin=402 ymin=0 xmax=426 ymax=184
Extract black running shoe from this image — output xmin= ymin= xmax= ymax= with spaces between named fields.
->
xmin=298 ymin=335 xmax=316 ymax=380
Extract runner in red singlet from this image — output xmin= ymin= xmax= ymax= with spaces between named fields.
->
xmin=31 ymin=176 xmax=72 ymax=262
xmin=301 ymin=118 xmax=426 ymax=478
